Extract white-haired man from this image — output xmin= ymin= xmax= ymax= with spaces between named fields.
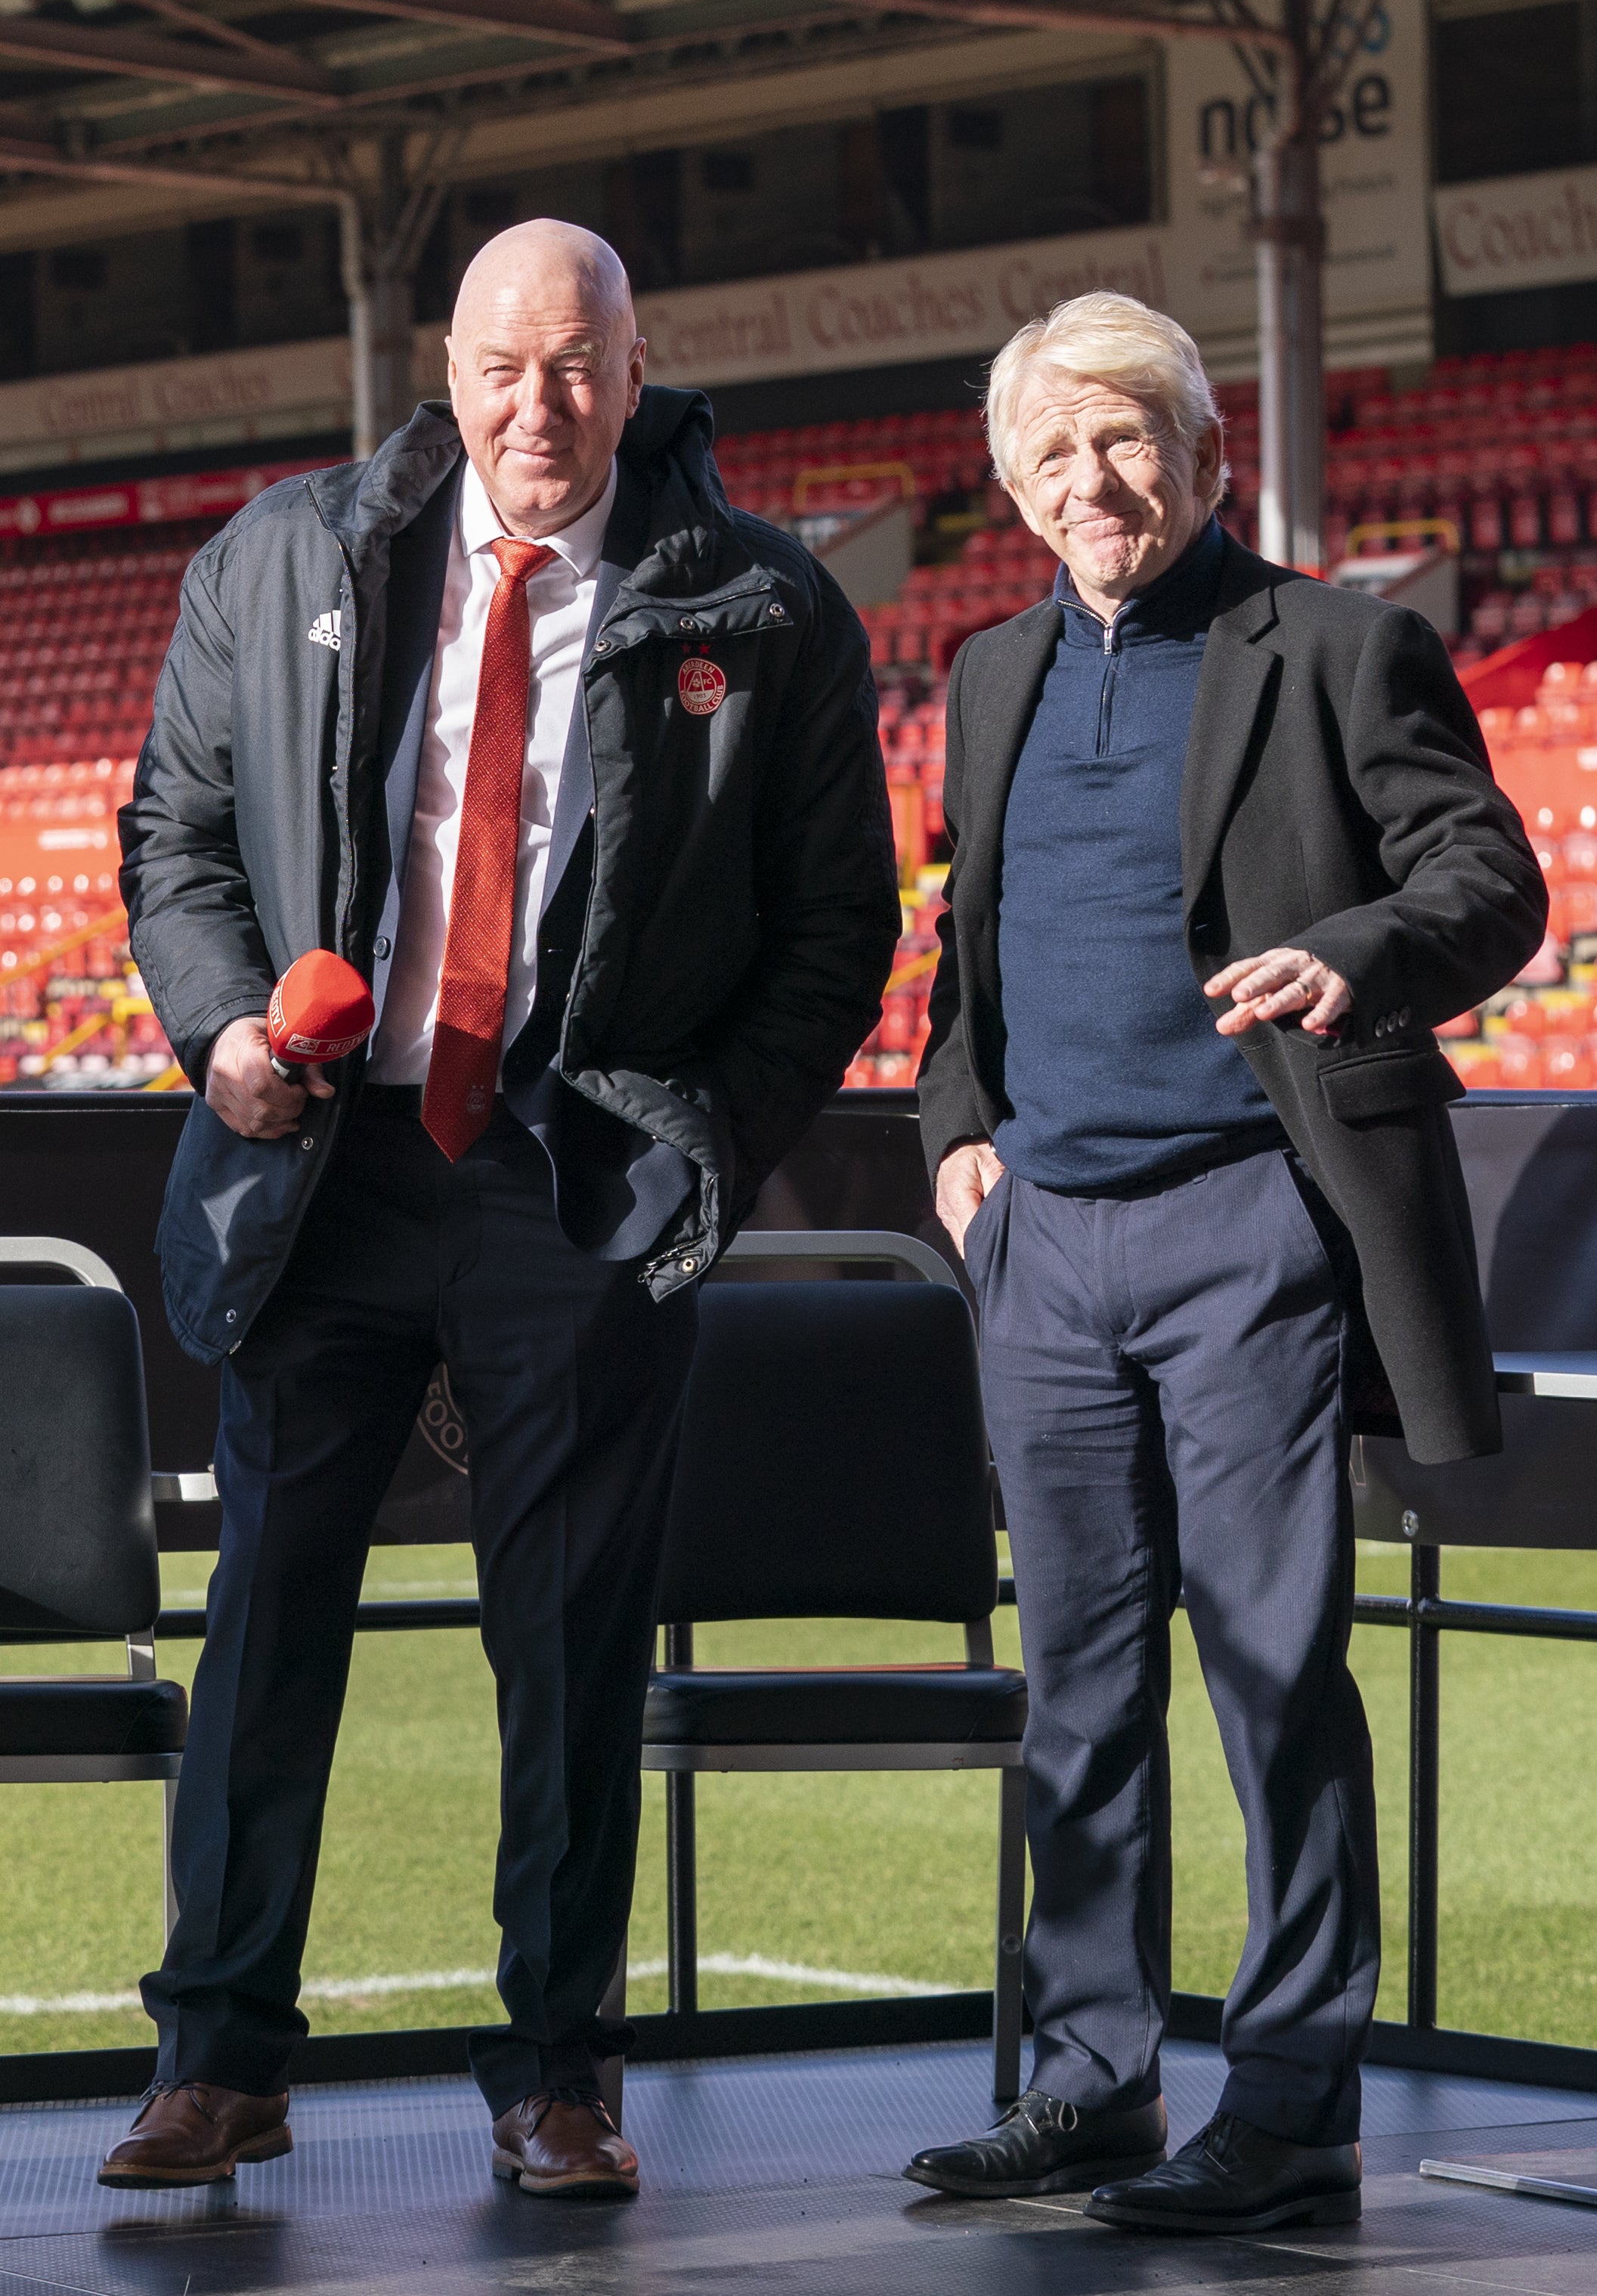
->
xmin=105 ymin=221 xmax=899 ymax=2195
xmin=905 ymin=292 xmax=1543 ymax=2233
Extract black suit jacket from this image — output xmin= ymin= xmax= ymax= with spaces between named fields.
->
xmin=918 ymin=534 xmax=1548 ymax=1465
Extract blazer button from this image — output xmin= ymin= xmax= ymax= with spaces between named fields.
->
xmin=373 ymin=934 xmax=392 ymax=960
xmin=1399 ymin=1005 xmax=1412 ymax=1027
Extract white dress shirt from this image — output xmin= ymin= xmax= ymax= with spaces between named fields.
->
xmin=367 ymin=455 xmax=617 ymax=1086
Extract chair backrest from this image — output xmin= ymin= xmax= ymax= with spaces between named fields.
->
xmin=0 ymin=1285 xmax=158 ymax=1636
xmin=657 ymin=1280 xmax=993 ymax=1625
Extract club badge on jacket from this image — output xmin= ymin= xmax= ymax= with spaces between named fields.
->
xmin=679 ymin=648 xmax=727 ymax=716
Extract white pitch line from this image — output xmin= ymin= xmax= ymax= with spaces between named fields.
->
xmin=0 ymin=1954 xmax=950 ymax=2017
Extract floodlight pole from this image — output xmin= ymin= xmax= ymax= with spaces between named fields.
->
xmin=1252 ymin=0 xmax=1324 ymax=571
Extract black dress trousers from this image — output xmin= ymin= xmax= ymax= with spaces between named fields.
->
xmin=141 ymin=1098 xmax=698 ymax=2112
xmin=965 ymin=1145 xmax=1380 ymax=2148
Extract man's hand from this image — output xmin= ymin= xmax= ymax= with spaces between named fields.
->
xmin=206 ymin=1015 xmax=333 ymax=1141
xmin=1205 ymin=948 xmax=1351 ymax=1039
xmin=936 ymin=1139 xmax=1007 ymax=1257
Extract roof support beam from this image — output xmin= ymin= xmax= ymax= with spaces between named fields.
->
xmin=0 ymin=136 xmax=351 ymax=211
xmin=881 ymin=0 xmax=1292 ymax=50
xmin=0 ymin=16 xmax=342 ymax=106
xmin=293 ymin=0 xmax=630 ymax=54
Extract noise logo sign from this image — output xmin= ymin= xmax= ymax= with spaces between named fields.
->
xmin=678 ymin=654 xmax=727 ymax=717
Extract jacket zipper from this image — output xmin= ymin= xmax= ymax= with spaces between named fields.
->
xmin=305 ymin=480 xmax=361 ymax=959
xmin=1097 ymin=612 xmax=1118 ymax=755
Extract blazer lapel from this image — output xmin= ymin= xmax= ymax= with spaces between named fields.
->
xmin=541 ymin=459 xmax=651 ymax=916
xmin=377 ymin=456 xmax=463 ymax=900
xmin=1181 ymin=536 xmax=1282 ymax=916
xmin=958 ymin=600 xmax=1060 ymax=891
xmin=368 ymin=455 xmax=462 ymax=1024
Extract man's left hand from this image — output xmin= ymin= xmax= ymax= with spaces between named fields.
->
xmin=1205 ymin=947 xmax=1351 ymax=1038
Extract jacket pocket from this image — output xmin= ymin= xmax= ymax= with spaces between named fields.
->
xmin=1317 ymin=1046 xmax=1465 ymax=1123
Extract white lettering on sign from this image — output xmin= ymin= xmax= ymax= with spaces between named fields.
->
xmin=1434 ymin=166 xmax=1597 ymax=296
xmin=633 ymin=227 xmax=1175 ymax=390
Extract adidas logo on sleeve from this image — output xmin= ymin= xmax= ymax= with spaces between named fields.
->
xmin=308 ymin=609 xmax=342 ymax=652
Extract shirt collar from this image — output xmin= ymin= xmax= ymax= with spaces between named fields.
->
xmin=1052 ymin=513 xmax=1225 ymax=642
xmin=459 ymin=456 xmax=617 ymax=581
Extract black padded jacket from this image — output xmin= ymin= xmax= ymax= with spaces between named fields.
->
xmin=120 ymin=387 xmax=900 ymax=1363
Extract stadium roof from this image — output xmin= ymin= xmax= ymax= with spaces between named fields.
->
xmin=0 ymin=0 xmax=1289 ymax=228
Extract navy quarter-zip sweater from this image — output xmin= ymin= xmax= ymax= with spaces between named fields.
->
xmin=992 ymin=516 xmax=1286 ymax=1194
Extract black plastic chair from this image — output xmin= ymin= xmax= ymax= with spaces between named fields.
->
xmin=630 ymin=1230 xmax=1028 ymax=2104
xmin=0 ymin=1237 xmax=192 ymax=1936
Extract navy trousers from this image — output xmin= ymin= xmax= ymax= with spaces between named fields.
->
xmin=142 ymin=1100 xmax=698 ymax=2114
xmin=964 ymin=1146 xmax=1379 ymax=2147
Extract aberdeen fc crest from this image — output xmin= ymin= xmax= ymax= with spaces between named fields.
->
xmin=678 ymin=652 xmax=727 ymax=716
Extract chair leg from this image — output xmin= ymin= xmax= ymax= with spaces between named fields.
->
xmin=162 ymin=1774 xmax=180 ymax=1944
xmin=598 ymin=1931 xmax=627 ymax=2132
xmin=666 ymin=1772 xmax=698 ymax=2016
xmin=993 ymin=1765 xmax=1026 ymax=2103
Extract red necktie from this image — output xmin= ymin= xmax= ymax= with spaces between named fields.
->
xmin=422 ymin=535 xmax=556 ymax=1160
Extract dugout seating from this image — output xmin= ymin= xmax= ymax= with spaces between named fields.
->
xmin=0 ymin=1237 xmax=191 ymax=1935
xmin=636 ymin=1229 xmax=1028 ymax=2104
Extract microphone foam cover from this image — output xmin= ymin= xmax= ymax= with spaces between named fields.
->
xmin=267 ymin=950 xmax=376 ymax=1065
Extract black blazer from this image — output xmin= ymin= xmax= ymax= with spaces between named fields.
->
xmin=918 ymin=534 xmax=1548 ymax=1465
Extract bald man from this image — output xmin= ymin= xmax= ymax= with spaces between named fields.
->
xmin=108 ymin=222 xmax=899 ymax=2192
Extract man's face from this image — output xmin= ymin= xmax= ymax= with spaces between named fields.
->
xmin=1004 ymin=374 xmax=1221 ymax=606
xmin=447 ymin=282 xmax=645 ymax=537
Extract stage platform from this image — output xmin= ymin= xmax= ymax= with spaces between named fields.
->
xmin=2 ymin=2037 xmax=1596 ymax=2294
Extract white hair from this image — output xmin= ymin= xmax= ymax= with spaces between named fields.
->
xmin=983 ymin=290 xmax=1227 ymax=512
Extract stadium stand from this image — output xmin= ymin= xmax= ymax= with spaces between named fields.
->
xmin=13 ymin=344 xmax=1597 ymax=1092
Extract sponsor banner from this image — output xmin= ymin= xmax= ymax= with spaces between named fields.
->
xmin=1434 ymin=164 xmax=1597 ymax=297
xmin=0 ymin=336 xmax=352 ymax=463
xmin=0 ymin=457 xmax=339 ymax=541
xmin=1164 ymin=0 xmax=1429 ymax=355
xmin=632 ymin=227 xmax=1171 ymax=389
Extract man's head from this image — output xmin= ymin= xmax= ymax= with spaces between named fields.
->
xmin=985 ymin=292 xmax=1227 ymax=615
xmin=447 ymin=219 xmax=645 ymax=538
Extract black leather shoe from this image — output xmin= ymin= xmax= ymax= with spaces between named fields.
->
xmin=904 ymin=2090 xmax=1167 ymax=2198
xmin=1085 ymin=2111 xmax=1361 ymax=2234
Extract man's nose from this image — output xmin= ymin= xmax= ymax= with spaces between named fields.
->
xmin=1069 ymin=447 xmax=1116 ymax=500
xmin=512 ymin=370 xmax=565 ymax=430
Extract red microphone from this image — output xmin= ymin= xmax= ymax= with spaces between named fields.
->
xmin=266 ymin=950 xmax=376 ymax=1082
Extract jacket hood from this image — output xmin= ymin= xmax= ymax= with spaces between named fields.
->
xmin=306 ymin=386 xmax=738 ymax=590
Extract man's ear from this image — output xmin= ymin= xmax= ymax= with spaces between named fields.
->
xmin=444 ymin=335 xmax=460 ymax=416
xmin=1194 ymin=419 xmax=1225 ymax=509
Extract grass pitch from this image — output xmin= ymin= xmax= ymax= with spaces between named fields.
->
xmin=2 ymin=1542 xmax=1593 ymax=2061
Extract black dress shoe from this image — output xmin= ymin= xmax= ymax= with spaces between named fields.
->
xmin=1085 ymin=2111 xmax=1361 ymax=2234
xmin=904 ymin=2090 xmax=1167 ymax=2198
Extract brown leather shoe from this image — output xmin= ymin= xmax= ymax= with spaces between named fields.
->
xmin=491 ymin=2092 xmax=639 ymax=2198
xmin=98 ymin=2082 xmax=292 ymax=2189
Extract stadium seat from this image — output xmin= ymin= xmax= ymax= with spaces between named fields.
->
xmin=637 ymin=1231 xmax=1027 ymax=2103
xmin=0 ymin=1237 xmax=190 ymax=1934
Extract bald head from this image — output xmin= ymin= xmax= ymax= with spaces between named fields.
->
xmin=453 ymin=218 xmax=635 ymax=344
xmin=447 ymin=218 xmax=645 ymax=538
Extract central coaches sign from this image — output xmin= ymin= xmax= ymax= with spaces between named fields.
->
xmin=633 ymin=229 xmax=1170 ymax=391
